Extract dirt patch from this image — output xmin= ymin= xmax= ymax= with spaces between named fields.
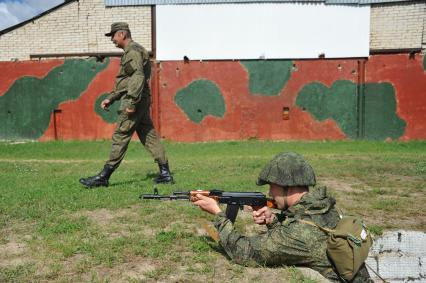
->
xmin=318 ymin=177 xmax=362 ymax=194
xmin=0 ymin=240 xmax=29 ymax=268
xmin=76 ymin=206 xmax=157 ymax=240
xmin=0 ymin=222 xmax=35 ymax=269
xmin=75 ymin=256 xmax=157 ymax=283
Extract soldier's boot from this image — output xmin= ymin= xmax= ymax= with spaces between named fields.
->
xmin=79 ymin=165 xmax=114 ymax=188
xmin=154 ymin=162 xmax=174 ymax=184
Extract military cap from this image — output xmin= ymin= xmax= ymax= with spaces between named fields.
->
xmin=105 ymin=22 xmax=130 ymax=36
xmin=257 ymin=152 xmax=316 ymax=187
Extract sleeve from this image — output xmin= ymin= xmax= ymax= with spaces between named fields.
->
xmin=123 ymin=49 xmax=146 ymax=110
xmin=213 ymin=213 xmax=314 ymax=267
xmin=106 ymin=90 xmax=125 ymax=103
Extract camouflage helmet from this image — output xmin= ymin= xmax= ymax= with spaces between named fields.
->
xmin=257 ymin=152 xmax=316 ymax=187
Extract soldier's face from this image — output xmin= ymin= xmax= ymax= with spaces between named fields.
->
xmin=111 ymin=31 xmax=125 ymax=48
xmin=268 ymin=184 xmax=287 ymax=209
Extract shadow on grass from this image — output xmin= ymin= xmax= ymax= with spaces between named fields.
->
xmin=109 ymin=179 xmax=144 ymax=187
xmin=199 ymin=235 xmax=230 ymax=258
xmin=109 ymin=172 xmax=159 ymax=187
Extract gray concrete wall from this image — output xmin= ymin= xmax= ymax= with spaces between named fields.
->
xmin=366 ymin=230 xmax=426 ymax=283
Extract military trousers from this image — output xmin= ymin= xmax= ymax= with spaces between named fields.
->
xmin=105 ymin=95 xmax=167 ymax=169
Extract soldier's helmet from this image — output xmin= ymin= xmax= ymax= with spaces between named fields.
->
xmin=257 ymin=152 xmax=316 ymax=187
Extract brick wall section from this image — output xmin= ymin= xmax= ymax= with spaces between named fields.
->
xmin=1 ymin=1 xmax=425 ymax=60
xmin=423 ymin=6 xmax=426 ymax=51
xmin=0 ymin=0 xmax=151 ymax=61
xmin=370 ymin=1 xmax=425 ymax=51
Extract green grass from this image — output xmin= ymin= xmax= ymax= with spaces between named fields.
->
xmin=0 ymin=140 xmax=425 ymax=282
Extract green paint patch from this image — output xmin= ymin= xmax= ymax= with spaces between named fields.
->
xmin=296 ymin=80 xmax=406 ymax=140
xmin=0 ymin=58 xmax=109 ymax=140
xmin=363 ymin=83 xmax=406 ymax=140
xmin=95 ymin=93 xmax=119 ymax=123
xmin=175 ymin=80 xmax=225 ymax=124
xmin=241 ymin=60 xmax=293 ymax=96
xmin=423 ymin=55 xmax=426 ymax=71
xmin=296 ymin=81 xmax=358 ymax=138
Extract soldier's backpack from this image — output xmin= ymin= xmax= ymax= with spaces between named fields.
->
xmin=299 ymin=215 xmax=373 ymax=282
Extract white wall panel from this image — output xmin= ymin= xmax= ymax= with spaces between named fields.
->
xmin=156 ymin=3 xmax=370 ymax=60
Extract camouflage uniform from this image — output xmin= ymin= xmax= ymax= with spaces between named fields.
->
xmin=105 ymin=40 xmax=167 ymax=169
xmin=214 ymin=152 xmax=372 ymax=282
xmin=79 ymin=23 xmax=172 ymax=188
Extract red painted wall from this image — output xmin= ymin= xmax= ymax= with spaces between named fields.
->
xmin=0 ymin=60 xmax=63 ymax=96
xmin=158 ymin=55 xmax=426 ymax=141
xmin=0 ymin=54 xmax=425 ymax=141
xmin=365 ymin=54 xmax=426 ymax=141
xmin=40 ymin=58 xmax=120 ymax=141
xmin=158 ymin=59 xmax=360 ymax=142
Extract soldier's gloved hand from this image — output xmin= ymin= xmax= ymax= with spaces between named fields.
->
xmin=194 ymin=194 xmax=222 ymax=215
xmin=252 ymin=206 xmax=276 ymax=225
xmin=101 ymin=99 xmax=111 ymax=110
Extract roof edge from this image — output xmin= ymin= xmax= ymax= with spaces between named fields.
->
xmin=104 ymin=0 xmax=416 ymax=6
xmin=0 ymin=0 xmax=78 ymax=36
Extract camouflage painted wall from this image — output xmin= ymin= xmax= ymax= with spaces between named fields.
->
xmin=0 ymin=54 xmax=425 ymax=141
xmin=158 ymin=54 xmax=425 ymax=142
xmin=0 ymin=58 xmax=120 ymax=140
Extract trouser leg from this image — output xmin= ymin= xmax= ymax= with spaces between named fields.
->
xmin=135 ymin=96 xmax=167 ymax=165
xmin=135 ymin=96 xmax=173 ymax=183
xmin=105 ymin=112 xmax=137 ymax=169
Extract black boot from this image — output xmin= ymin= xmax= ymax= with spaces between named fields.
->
xmin=154 ymin=162 xmax=174 ymax=184
xmin=79 ymin=165 xmax=114 ymax=188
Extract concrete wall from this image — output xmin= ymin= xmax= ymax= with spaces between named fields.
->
xmin=0 ymin=54 xmax=425 ymax=141
xmin=370 ymin=1 xmax=425 ymax=51
xmin=0 ymin=0 xmax=151 ymax=61
xmin=367 ymin=231 xmax=426 ymax=283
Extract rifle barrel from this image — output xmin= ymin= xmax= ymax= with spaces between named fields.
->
xmin=141 ymin=194 xmax=189 ymax=200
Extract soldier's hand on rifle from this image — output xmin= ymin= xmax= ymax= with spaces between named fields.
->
xmin=194 ymin=194 xmax=222 ymax=215
xmin=101 ymin=99 xmax=111 ymax=110
xmin=252 ymin=206 xmax=276 ymax=225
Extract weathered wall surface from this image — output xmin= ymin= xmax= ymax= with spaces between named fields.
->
xmin=0 ymin=0 xmax=151 ymax=61
xmin=0 ymin=54 xmax=425 ymax=141
xmin=370 ymin=1 xmax=425 ymax=51
xmin=367 ymin=230 xmax=426 ymax=283
xmin=0 ymin=58 xmax=119 ymax=140
xmin=158 ymin=54 xmax=425 ymax=142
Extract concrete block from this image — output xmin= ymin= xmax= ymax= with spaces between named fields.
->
xmin=370 ymin=231 xmax=426 ymax=256
xmin=420 ymin=257 xmax=426 ymax=277
xmin=378 ymin=256 xmax=421 ymax=279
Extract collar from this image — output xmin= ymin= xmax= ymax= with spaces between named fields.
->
xmin=123 ymin=40 xmax=134 ymax=53
xmin=282 ymin=186 xmax=335 ymax=218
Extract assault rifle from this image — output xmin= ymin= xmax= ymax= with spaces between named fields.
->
xmin=140 ymin=188 xmax=277 ymax=223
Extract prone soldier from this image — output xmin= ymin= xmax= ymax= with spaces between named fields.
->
xmin=195 ymin=152 xmax=373 ymax=282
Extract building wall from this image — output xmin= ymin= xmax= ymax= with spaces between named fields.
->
xmin=370 ymin=1 xmax=425 ymax=51
xmin=156 ymin=3 xmax=370 ymax=60
xmin=423 ymin=6 xmax=426 ymax=51
xmin=1 ymin=1 xmax=425 ymax=61
xmin=157 ymin=55 xmax=425 ymax=142
xmin=0 ymin=0 xmax=151 ymax=61
xmin=0 ymin=54 xmax=425 ymax=141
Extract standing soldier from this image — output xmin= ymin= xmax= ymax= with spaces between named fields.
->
xmin=79 ymin=22 xmax=173 ymax=188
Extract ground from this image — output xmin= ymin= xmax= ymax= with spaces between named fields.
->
xmin=0 ymin=140 xmax=424 ymax=282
